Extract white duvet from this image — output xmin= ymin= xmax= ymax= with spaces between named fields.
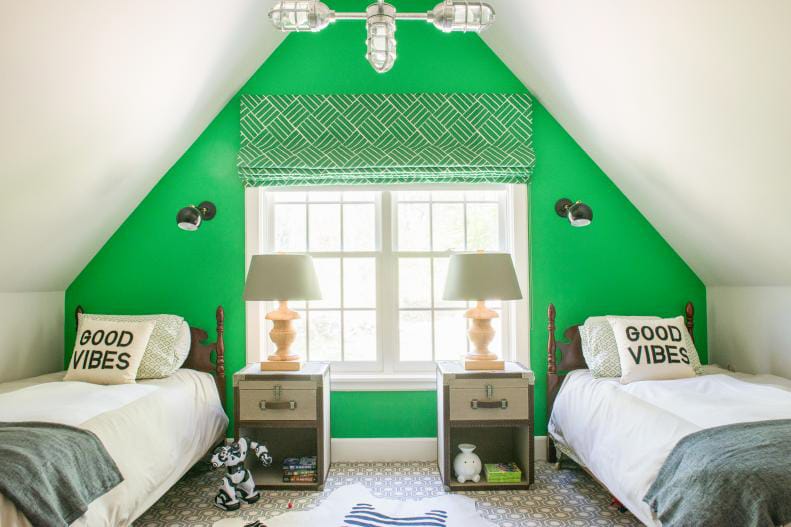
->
xmin=549 ymin=366 xmax=791 ymax=526
xmin=0 ymin=369 xmax=228 ymax=526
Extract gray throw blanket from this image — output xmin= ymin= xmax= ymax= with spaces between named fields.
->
xmin=644 ymin=419 xmax=791 ymax=527
xmin=0 ymin=422 xmax=123 ymax=527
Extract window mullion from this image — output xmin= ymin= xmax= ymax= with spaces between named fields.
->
xmin=428 ymin=195 xmax=436 ymax=362
xmin=380 ymin=190 xmax=395 ymax=374
xmin=339 ymin=203 xmax=345 ymax=362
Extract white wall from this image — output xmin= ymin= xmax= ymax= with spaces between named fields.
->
xmin=0 ymin=292 xmax=64 ymax=383
xmin=708 ymin=287 xmax=791 ymax=378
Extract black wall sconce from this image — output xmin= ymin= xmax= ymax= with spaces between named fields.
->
xmin=177 ymin=201 xmax=216 ymax=231
xmin=555 ymin=198 xmax=593 ymax=227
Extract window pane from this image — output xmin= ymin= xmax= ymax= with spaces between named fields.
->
xmin=432 ymin=203 xmax=464 ymax=251
xmin=308 ymin=191 xmax=341 ymax=202
xmin=274 ymin=204 xmax=306 ymax=252
xmin=432 ymin=190 xmax=464 ymax=202
xmin=343 ymin=204 xmax=376 ymax=251
xmin=289 ymin=311 xmax=307 ymax=359
xmin=308 ymin=310 xmax=341 ymax=361
xmin=399 ymin=311 xmax=432 ymax=361
xmin=344 ymin=258 xmax=376 ymax=308
xmin=343 ymin=191 xmax=377 ymax=202
xmin=309 ymin=204 xmax=341 ymax=251
xmin=466 ymin=203 xmax=499 ymax=251
xmin=274 ymin=191 xmax=306 ymax=202
xmin=433 ymin=258 xmax=466 ymax=308
xmin=397 ymin=203 xmax=430 ymax=251
xmin=465 ymin=190 xmax=501 ymax=202
xmin=344 ymin=310 xmax=376 ymax=361
xmin=310 ymin=258 xmax=340 ymax=308
xmin=399 ymin=258 xmax=431 ymax=308
xmin=395 ymin=190 xmax=430 ymax=202
xmin=434 ymin=310 xmax=467 ymax=360
xmin=489 ymin=312 xmax=502 ymax=357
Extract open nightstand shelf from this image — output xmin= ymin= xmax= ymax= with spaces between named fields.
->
xmin=436 ymin=361 xmax=535 ymax=491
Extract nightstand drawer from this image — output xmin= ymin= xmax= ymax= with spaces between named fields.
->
xmin=449 ymin=386 xmax=530 ymax=421
xmin=239 ymin=384 xmax=317 ymax=421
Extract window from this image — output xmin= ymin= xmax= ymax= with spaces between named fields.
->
xmin=270 ymin=191 xmax=379 ymax=365
xmin=393 ymin=190 xmax=507 ymax=365
xmin=246 ymin=185 xmax=528 ymax=380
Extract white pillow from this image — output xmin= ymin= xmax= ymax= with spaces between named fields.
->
xmin=80 ymin=313 xmax=187 ymax=379
xmin=65 ymin=318 xmax=155 ymax=384
xmin=580 ymin=316 xmax=659 ymax=378
xmin=608 ymin=316 xmax=697 ymax=384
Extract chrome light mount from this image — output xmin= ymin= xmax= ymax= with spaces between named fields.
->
xmin=268 ymin=0 xmax=496 ymax=73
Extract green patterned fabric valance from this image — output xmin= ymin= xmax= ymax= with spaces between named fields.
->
xmin=238 ymin=93 xmax=535 ymax=187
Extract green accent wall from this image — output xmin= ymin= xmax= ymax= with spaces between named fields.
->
xmin=331 ymin=391 xmax=437 ymax=438
xmin=65 ymin=0 xmax=705 ymax=438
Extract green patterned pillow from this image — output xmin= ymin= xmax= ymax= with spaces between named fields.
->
xmin=580 ymin=317 xmax=624 ymax=378
xmin=581 ymin=315 xmax=702 ymax=378
xmin=79 ymin=314 xmax=189 ymax=379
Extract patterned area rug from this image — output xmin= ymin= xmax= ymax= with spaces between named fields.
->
xmin=212 ymin=484 xmax=497 ymax=527
xmin=135 ymin=462 xmax=641 ymax=527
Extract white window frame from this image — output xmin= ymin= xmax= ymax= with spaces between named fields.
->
xmin=245 ymin=184 xmax=529 ymax=390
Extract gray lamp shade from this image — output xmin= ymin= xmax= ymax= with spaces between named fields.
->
xmin=243 ymin=254 xmax=322 ymax=301
xmin=442 ymin=253 xmax=523 ymax=301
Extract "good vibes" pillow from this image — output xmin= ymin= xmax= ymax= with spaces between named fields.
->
xmin=64 ymin=318 xmax=156 ymax=384
xmin=608 ymin=317 xmax=697 ymax=384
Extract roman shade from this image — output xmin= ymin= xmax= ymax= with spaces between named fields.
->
xmin=238 ymin=93 xmax=535 ymax=187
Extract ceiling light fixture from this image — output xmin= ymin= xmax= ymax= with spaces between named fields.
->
xmin=268 ymin=0 xmax=495 ymax=73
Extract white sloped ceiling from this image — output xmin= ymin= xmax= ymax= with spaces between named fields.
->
xmin=483 ymin=0 xmax=791 ymax=286
xmin=0 ymin=0 xmax=284 ymax=292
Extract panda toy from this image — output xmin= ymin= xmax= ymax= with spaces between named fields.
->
xmin=210 ymin=438 xmax=273 ymax=511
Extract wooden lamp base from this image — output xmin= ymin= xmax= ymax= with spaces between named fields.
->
xmin=260 ymin=300 xmax=303 ymax=372
xmin=464 ymin=300 xmax=504 ymax=370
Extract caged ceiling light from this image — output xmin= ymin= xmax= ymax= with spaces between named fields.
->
xmin=268 ymin=0 xmax=495 ymax=73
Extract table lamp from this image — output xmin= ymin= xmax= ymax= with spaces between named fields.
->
xmin=244 ymin=254 xmax=322 ymax=371
xmin=442 ymin=252 xmax=523 ymax=370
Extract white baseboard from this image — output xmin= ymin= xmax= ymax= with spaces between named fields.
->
xmin=331 ymin=438 xmax=438 ymax=462
xmin=535 ymin=435 xmax=547 ymax=461
xmin=330 ymin=436 xmax=549 ymax=463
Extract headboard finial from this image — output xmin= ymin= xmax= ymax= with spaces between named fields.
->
xmin=75 ymin=305 xmax=84 ymax=331
xmin=685 ymin=301 xmax=695 ymax=344
xmin=547 ymin=303 xmax=557 ymax=375
xmin=215 ymin=306 xmax=226 ymax=404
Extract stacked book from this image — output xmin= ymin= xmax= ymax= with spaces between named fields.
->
xmin=282 ymin=456 xmax=318 ymax=483
xmin=484 ymin=462 xmax=522 ymax=483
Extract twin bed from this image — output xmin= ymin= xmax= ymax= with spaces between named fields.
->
xmin=0 ymin=306 xmax=229 ymax=527
xmin=546 ymin=303 xmax=791 ymax=527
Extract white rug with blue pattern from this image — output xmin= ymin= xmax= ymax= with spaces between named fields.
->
xmin=213 ymin=484 xmax=496 ymax=527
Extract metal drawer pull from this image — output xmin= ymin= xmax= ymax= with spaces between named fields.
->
xmin=259 ymin=400 xmax=297 ymax=411
xmin=470 ymin=399 xmax=508 ymax=410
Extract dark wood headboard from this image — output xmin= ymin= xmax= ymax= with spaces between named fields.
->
xmin=545 ymin=302 xmax=695 ymax=462
xmin=74 ymin=305 xmax=226 ymax=406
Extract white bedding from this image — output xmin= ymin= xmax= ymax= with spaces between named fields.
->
xmin=0 ymin=369 xmax=228 ymax=526
xmin=549 ymin=366 xmax=791 ymax=526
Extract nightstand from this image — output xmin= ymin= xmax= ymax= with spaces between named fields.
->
xmin=436 ymin=361 xmax=535 ymax=491
xmin=233 ymin=362 xmax=330 ymax=490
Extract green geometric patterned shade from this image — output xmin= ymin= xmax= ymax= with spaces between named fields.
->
xmin=238 ymin=93 xmax=535 ymax=187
